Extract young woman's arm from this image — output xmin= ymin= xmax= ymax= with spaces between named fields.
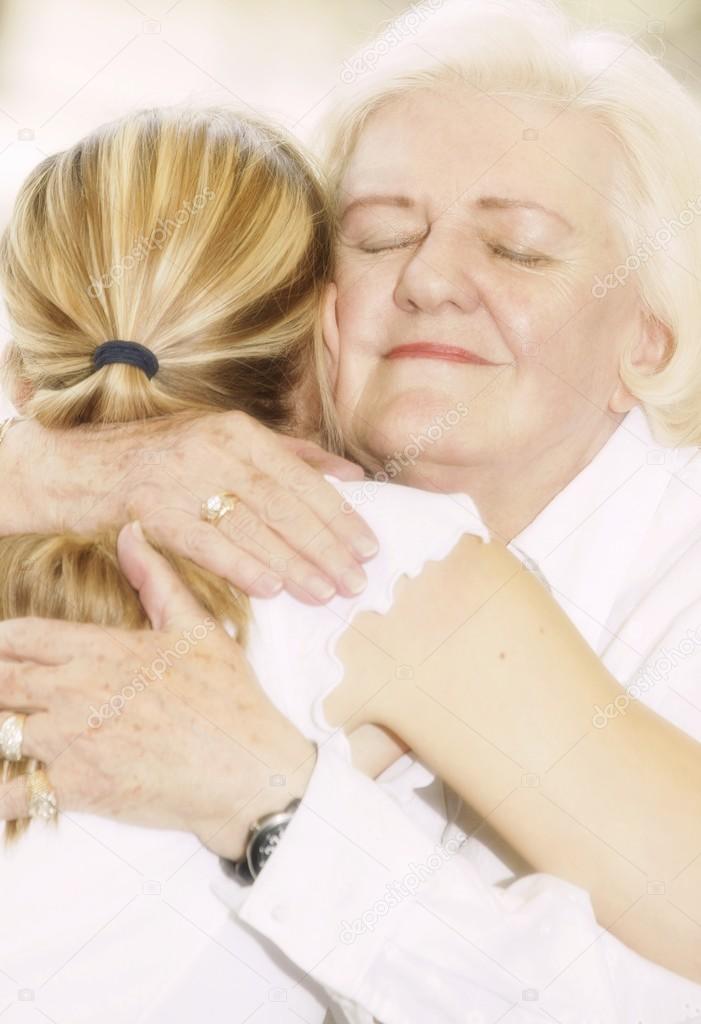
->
xmin=325 ymin=534 xmax=701 ymax=982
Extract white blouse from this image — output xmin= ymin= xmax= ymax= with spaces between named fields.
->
xmin=215 ymin=404 xmax=701 ymax=1024
xmin=0 ymin=466 xmax=490 ymax=1021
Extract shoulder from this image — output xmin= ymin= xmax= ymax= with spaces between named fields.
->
xmin=245 ymin=477 xmax=492 ymax=738
xmin=324 ymin=474 xmax=490 ymax=551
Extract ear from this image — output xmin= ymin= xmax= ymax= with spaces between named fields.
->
xmin=321 ymin=282 xmax=341 ymax=390
xmin=609 ymin=311 xmax=672 ymax=414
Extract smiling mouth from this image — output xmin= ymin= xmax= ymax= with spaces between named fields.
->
xmin=385 ymin=342 xmax=497 ymax=365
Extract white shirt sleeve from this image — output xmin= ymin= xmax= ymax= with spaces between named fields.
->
xmin=211 ymin=474 xmax=701 ymax=1023
xmin=213 ymin=745 xmax=701 ymax=1024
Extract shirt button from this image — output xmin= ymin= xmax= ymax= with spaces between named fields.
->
xmin=272 ymin=904 xmax=288 ymax=923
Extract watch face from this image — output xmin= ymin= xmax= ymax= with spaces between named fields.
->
xmin=245 ymin=800 xmax=301 ymax=879
xmin=249 ymin=822 xmax=287 ymax=876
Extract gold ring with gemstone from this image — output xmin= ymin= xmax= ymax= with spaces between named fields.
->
xmin=26 ymin=768 xmax=58 ymax=822
xmin=200 ymin=492 xmax=240 ymax=525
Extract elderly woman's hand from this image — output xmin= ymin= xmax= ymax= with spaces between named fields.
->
xmin=0 ymin=411 xmax=378 ymax=603
xmin=0 ymin=521 xmax=317 ymax=858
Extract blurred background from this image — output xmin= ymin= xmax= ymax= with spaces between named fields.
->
xmin=0 ymin=0 xmax=699 ymax=416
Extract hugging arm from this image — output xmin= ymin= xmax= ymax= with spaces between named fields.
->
xmin=0 ymin=522 xmax=698 ymax=1022
xmin=0 ymin=412 xmax=377 ymax=602
xmin=226 ymin=538 xmax=701 ymax=1023
xmin=323 ymin=535 xmax=701 ymax=981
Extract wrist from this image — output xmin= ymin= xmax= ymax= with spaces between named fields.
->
xmin=246 ymin=736 xmax=318 ymax=823
xmin=203 ymin=733 xmax=317 ymax=861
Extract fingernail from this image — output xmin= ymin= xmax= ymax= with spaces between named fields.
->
xmin=131 ymin=520 xmax=145 ymax=541
xmin=352 ymin=535 xmax=379 ymax=559
xmin=342 ymin=566 xmax=367 ymax=595
xmin=257 ymin=573 xmax=283 ymax=596
xmin=308 ymin=576 xmax=336 ymax=601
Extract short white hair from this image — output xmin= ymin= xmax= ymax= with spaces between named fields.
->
xmin=319 ymin=0 xmax=701 ymax=446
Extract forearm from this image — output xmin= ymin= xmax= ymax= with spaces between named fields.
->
xmin=0 ymin=417 xmax=137 ymax=533
xmin=378 ymin=540 xmax=701 ymax=979
xmin=0 ymin=411 xmax=375 ymax=599
xmin=0 ymin=417 xmax=35 ymax=532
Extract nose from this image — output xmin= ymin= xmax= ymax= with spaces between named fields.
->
xmin=394 ymin=228 xmax=482 ymax=315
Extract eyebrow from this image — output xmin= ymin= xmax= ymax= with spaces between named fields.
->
xmin=475 ymin=195 xmax=573 ymax=231
xmin=340 ymin=194 xmax=415 ymax=219
xmin=341 ymin=192 xmax=573 ymax=231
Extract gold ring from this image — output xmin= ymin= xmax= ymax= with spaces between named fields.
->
xmin=0 ymin=712 xmax=26 ymax=762
xmin=201 ymin=492 xmax=240 ymax=525
xmin=26 ymin=768 xmax=58 ymax=821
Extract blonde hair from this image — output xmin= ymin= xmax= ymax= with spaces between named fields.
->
xmin=318 ymin=0 xmax=701 ymax=446
xmin=0 ymin=105 xmax=341 ymax=837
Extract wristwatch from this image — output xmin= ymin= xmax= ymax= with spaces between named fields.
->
xmin=219 ymin=798 xmax=301 ymax=885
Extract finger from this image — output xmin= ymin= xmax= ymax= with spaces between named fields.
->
xmin=231 ymin=463 xmax=375 ymax=597
xmin=117 ymin=521 xmax=215 ymax=631
xmin=143 ymin=509 xmax=287 ymax=599
xmin=0 ymin=710 xmax=53 ymax=761
xmin=252 ymin=436 xmax=379 ymax=564
xmin=127 ymin=427 xmax=377 ymax=595
xmin=286 ymin=439 xmax=365 ymax=482
xmin=214 ymin=498 xmax=339 ymax=604
xmin=0 ymin=755 xmax=62 ymax=822
xmin=144 ymin=503 xmax=329 ymax=603
xmin=0 ymin=775 xmax=29 ymax=821
xmin=0 ymin=617 xmax=84 ymax=665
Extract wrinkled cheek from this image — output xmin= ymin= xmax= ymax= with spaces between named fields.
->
xmin=525 ymin=291 xmax=602 ymax=378
xmin=336 ymin=253 xmax=396 ymax=323
xmin=503 ymin=274 xmax=599 ymax=361
xmin=533 ymin=329 xmax=614 ymax=405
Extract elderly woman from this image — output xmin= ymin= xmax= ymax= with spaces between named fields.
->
xmin=1 ymin=1 xmax=701 ymax=1020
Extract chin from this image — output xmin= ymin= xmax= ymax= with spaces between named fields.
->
xmin=355 ymin=399 xmax=481 ymax=475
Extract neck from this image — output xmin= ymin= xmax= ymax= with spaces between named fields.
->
xmin=386 ymin=416 xmax=622 ymax=545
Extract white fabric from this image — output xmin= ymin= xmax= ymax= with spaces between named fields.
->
xmin=214 ymin=404 xmax=701 ymax=1023
xmin=244 ymin=478 xmax=490 ymax=823
xmin=0 ymin=477 xmax=489 ymax=1020
xmin=0 ymin=794 xmax=331 ymax=1022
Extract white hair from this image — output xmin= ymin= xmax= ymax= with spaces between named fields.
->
xmin=318 ymin=0 xmax=701 ymax=446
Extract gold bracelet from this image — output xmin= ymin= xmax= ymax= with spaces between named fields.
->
xmin=0 ymin=417 xmax=16 ymax=448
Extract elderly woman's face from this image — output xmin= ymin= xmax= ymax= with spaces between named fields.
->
xmin=330 ymin=88 xmax=646 ymax=477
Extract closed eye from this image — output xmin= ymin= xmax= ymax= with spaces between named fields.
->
xmin=355 ymin=230 xmax=428 ymax=254
xmin=487 ymin=243 xmax=548 ymax=268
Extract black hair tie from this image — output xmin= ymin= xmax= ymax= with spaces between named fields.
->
xmin=93 ymin=340 xmax=159 ymax=380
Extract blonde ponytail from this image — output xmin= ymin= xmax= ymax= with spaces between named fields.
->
xmin=0 ymin=106 xmax=341 ymax=839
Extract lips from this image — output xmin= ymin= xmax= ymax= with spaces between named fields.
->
xmin=385 ymin=342 xmax=496 ymax=365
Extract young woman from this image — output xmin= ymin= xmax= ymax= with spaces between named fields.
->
xmin=0 ymin=105 xmax=493 ymax=1022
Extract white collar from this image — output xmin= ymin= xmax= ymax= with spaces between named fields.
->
xmin=506 ymin=406 xmax=697 ymax=651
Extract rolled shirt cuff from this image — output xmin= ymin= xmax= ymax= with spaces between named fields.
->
xmin=216 ymin=740 xmax=441 ymax=997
